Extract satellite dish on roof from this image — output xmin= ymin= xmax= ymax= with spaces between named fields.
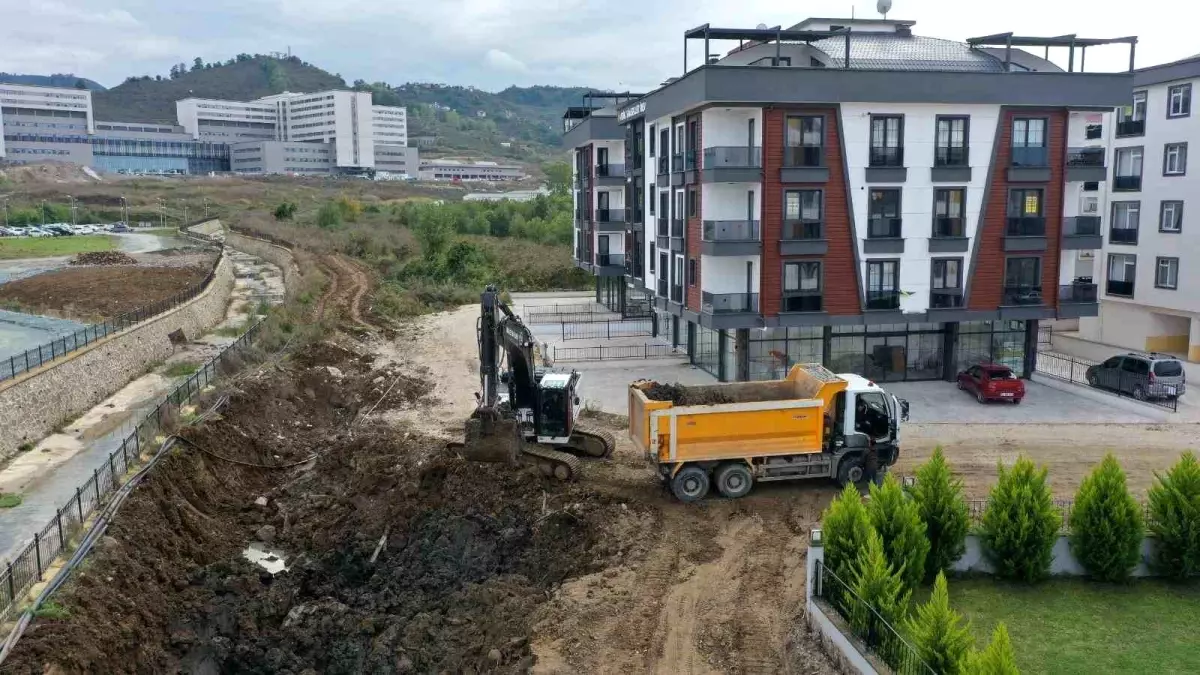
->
xmin=756 ymin=23 xmax=768 ymax=30
xmin=877 ymin=0 xmax=892 ymax=17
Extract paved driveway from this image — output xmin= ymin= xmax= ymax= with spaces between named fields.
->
xmin=886 ymin=380 xmax=1155 ymax=424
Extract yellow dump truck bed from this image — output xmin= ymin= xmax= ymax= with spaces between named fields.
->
xmin=628 ymin=364 xmax=848 ymax=466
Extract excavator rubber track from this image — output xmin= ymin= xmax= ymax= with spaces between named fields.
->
xmin=522 ymin=444 xmax=584 ymax=482
xmin=567 ymin=425 xmax=616 ymax=459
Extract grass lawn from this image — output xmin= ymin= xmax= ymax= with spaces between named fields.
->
xmin=951 ymin=577 xmax=1200 ymax=674
xmin=0 ymin=235 xmax=117 ymax=259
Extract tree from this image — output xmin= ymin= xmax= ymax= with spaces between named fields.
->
xmin=316 ymin=201 xmax=343 ymax=229
xmin=1147 ymin=452 xmax=1200 ymax=580
xmin=273 ymin=202 xmax=297 ymax=220
xmin=74 ymin=79 xmax=87 ymax=89
xmin=822 ymin=483 xmax=875 ymax=582
xmin=905 ymin=572 xmax=973 ymax=675
xmin=192 ymin=57 xmax=204 ymax=72
xmin=849 ymin=529 xmax=911 ymax=668
xmin=867 ymin=473 xmax=930 ymax=592
xmin=542 ymin=161 xmax=572 ymax=195
xmin=911 ymin=447 xmax=971 ymax=580
xmin=962 ymin=623 xmax=1019 ymax=675
xmin=980 ymin=457 xmax=1060 ymax=582
xmin=1069 ymin=454 xmax=1144 ymax=582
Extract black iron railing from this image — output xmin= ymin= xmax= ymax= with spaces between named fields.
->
xmin=1005 ymin=216 xmax=1046 ymax=237
xmin=868 ymin=217 xmax=902 ymax=239
xmin=781 ymin=293 xmax=822 ymax=312
xmin=1011 ymin=145 xmax=1049 ymax=167
xmin=783 ymin=220 xmax=823 ymax=240
xmin=1002 ymin=285 xmax=1044 ymax=305
xmin=930 ymin=292 xmax=964 ymax=308
xmin=552 ymin=342 xmax=680 ymax=362
xmin=1116 ymin=119 xmax=1145 ymax=137
xmin=1067 ymin=147 xmax=1105 ymax=167
xmin=1035 ymin=350 xmax=1177 ymax=412
xmin=783 ymin=146 xmax=823 ymax=167
xmin=869 ymin=146 xmax=904 ymax=167
xmin=866 ymin=290 xmax=900 ymax=310
xmin=1106 ymin=278 xmax=1135 ymax=297
xmin=933 ymin=216 xmax=964 ymax=238
xmin=934 ymin=146 xmax=969 ymax=167
xmin=1059 ymin=282 xmax=1098 ymax=303
xmin=1109 ymin=227 xmax=1139 ymax=245
xmin=1113 ymin=175 xmax=1142 ymax=191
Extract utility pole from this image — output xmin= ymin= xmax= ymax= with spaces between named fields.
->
xmin=40 ymin=200 xmax=46 ymax=225
xmin=120 ymin=196 xmax=129 ymax=225
xmin=157 ymin=199 xmax=165 ymax=228
xmin=2 ymin=198 xmax=7 ymax=227
xmin=67 ymin=195 xmax=77 ymax=226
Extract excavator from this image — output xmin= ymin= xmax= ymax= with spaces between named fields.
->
xmin=447 ymin=285 xmax=615 ymax=480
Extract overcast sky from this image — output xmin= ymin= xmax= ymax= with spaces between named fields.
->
xmin=0 ymin=0 xmax=1194 ymax=91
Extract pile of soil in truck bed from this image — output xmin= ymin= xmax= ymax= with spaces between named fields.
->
xmin=641 ymin=382 xmax=734 ymax=406
xmin=5 ymin=341 xmax=641 ymax=674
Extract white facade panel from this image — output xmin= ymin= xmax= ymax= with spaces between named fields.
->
xmin=702 ymin=255 xmax=761 ymax=294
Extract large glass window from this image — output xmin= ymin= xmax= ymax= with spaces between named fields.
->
xmin=869 ymin=115 xmax=904 ymax=167
xmin=784 ymin=189 xmax=822 ymax=239
xmin=935 ymin=116 xmax=968 ymax=166
xmin=693 ymin=325 xmax=721 ymax=379
xmin=748 ymin=327 xmax=823 ymax=381
xmin=1107 ymin=253 xmax=1137 ymax=297
xmin=784 ymin=116 xmax=823 ymax=167
xmin=955 ymin=320 xmax=1027 ymax=374
xmin=866 ymin=260 xmax=900 ymax=309
xmin=933 ymin=188 xmax=965 ymax=237
xmin=868 ymin=189 xmax=902 ymax=238
xmin=1110 ymin=201 xmax=1140 ymax=244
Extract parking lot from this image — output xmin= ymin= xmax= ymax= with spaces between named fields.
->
xmin=888 ymin=379 xmax=1157 ymax=424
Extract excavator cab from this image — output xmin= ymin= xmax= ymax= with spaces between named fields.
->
xmin=535 ymin=372 xmax=579 ymax=442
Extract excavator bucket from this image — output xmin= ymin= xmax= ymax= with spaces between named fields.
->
xmin=452 ymin=413 xmax=523 ymax=464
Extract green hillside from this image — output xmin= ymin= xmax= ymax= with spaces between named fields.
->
xmin=0 ymin=73 xmax=105 ymax=91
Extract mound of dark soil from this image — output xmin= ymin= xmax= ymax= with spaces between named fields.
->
xmin=642 ymin=382 xmax=733 ymax=406
xmin=70 ymin=250 xmax=138 ymax=266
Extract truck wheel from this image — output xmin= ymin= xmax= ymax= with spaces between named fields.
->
xmin=714 ymin=463 xmax=753 ymax=499
xmin=671 ymin=466 xmax=710 ymax=502
xmin=837 ymin=458 xmax=865 ymax=487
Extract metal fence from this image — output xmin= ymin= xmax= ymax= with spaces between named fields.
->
xmin=551 ymin=342 xmax=682 ymax=363
xmin=557 ymin=318 xmax=655 ymax=341
xmin=527 ymin=310 xmax=623 ymax=324
xmin=1037 ymin=324 xmax=1052 ymax=346
xmin=1035 ymin=350 xmax=1178 ymax=412
xmin=521 ymin=302 xmax=601 ymax=318
xmin=0 ymin=317 xmax=264 ymax=623
xmin=0 ymin=253 xmax=222 ymax=382
xmin=814 ymin=560 xmax=935 ymax=675
xmin=965 ymin=497 xmax=1153 ymax=532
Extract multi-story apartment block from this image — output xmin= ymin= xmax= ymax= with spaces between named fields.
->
xmin=568 ymin=18 xmax=1134 ymax=382
xmin=418 ymin=159 xmax=526 ymax=182
xmin=1079 ymin=55 xmax=1200 ymax=360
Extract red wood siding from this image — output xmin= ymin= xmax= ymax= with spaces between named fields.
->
xmin=761 ymin=107 xmax=860 ymax=317
xmin=969 ymin=109 xmax=1066 ymax=311
xmin=687 ymin=114 xmax=703 ymax=311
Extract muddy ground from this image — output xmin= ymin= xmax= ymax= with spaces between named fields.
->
xmin=0 ymin=250 xmax=217 ymax=322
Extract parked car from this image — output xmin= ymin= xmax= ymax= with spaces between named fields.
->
xmin=0 ymin=226 xmax=20 ymax=236
xmin=109 ymin=222 xmax=131 ymax=233
xmin=957 ymin=363 xmax=1025 ymax=404
xmin=44 ymin=225 xmax=73 ymax=236
xmin=1086 ymin=352 xmax=1186 ymax=400
xmin=24 ymin=227 xmax=51 ymax=237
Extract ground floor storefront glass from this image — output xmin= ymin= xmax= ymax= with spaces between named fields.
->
xmin=692 ymin=324 xmax=722 ymax=379
xmin=955 ymin=320 xmax=1028 ymax=375
xmin=828 ymin=323 xmax=946 ymax=382
xmin=748 ymin=327 xmax=824 ymax=381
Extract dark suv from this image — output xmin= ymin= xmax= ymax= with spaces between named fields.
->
xmin=1085 ymin=352 xmax=1186 ymax=400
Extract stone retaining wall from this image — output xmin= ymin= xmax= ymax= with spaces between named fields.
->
xmin=0 ymin=254 xmax=236 ymax=460
xmin=187 ymin=218 xmax=224 ymax=237
xmin=225 ymin=232 xmax=298 ymax=299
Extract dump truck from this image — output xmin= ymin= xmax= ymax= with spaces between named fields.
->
xmin=629 ymin=364 xmax=909 ymax=502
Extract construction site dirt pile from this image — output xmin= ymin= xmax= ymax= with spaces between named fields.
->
xmin=5 ymin=341 xmax=638 ymax=674
xmin=69 ymin=250 xmax=139 ymax=266
xmin=641 ymin=381 xmax=734 ymax=406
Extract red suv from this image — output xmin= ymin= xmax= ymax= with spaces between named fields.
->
xmin=957 ymin=363 xmax=1025 ymax=404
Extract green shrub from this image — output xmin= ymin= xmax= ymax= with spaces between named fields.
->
xmin=822 ymin=483 xmax=874 ymax=581
xmin=1069 ymin=454 xmax=1144 ymax=582
xmin=273 ymin=202 xmax=297 ymax=220
xmin=316 ymin=201 xmax=343 ymax=229
xmin=1146 ymin=451 xmax=1200 ymax=580
xmin=867 ymin=472 xmax=930 ymax=592
xmin=905 ymin=572 xmax=973 ymax=675
xmin=849 ymin=529 xmax=911 ymax=668
xmin=911 ymin=447 xmax=971 ymax=580
xmin=980 ymin=456 xmax=1060 ymax=583
xmin=0 ymin=493 xmax=23 ymax=508
xmin=962 ymin=622 xmax=1019 ymax=675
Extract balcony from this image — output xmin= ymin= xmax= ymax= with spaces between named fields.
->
xmin=594 ymin=208 xmax=624 ymax=231
xmin=595 ymin=163 xmax=626 ymax=186
xmin=1062 ymin=216 xmax=1102 ymax=250
xmin=1113 ymin=174 xmax=1141 ymax=191
xmin=1109 ymin=227 xmax=1139 ymax=245
xmin=929 ymin=217 xmax=968 ymax=253
xmin=702 ymin=220 xmax=761 ymax=255
xmin=1106 ymin=279 xmax=1134 ymax=298
xmin=866 ymin=147 xmax=907 ymax=182
xmin=594 ymin=253 xmax=625 ymax=277
xmin=866 ymin=290 xmax=900 ymax=311
xmin=781 ymin=293 xmax=822 ymax=313
xmin=781 ymin=220 xmax=827 ymax=255
xmin=1009 ymin=146 xmax=1050 ymax=182
xmin=1002 ymin=285 xmax=1044 ymax=306
xmin=1004 ymin=216 xmax=1047 ymax=252
xmin=929 ymin=292 xmax=964 ymax=309
xmin=1058 ymin=281 xmax=1098 ymax=318
xmin=932 ymin=146 xmax=971 ymax=181
xmin=574 ymin=248 xmax=593 ymax=271
xmin=1065 ymin=147 xmax=1106 ymax=182
xmin=702 ymin=146 xmax=763 ymax=182
xmin=1116 ymin=119 xmax=1145 ymax=137
xmin=781 ymin=146 xmax=828 ymax=183
xmin=702 ymin=291 xmax=759 ymax=314
xmin=864 ymin=217 xmax=904 ymax=253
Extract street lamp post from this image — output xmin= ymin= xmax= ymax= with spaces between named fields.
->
xmin=2 ymin=198 xmax=7 ymax=227
xmin=157 ymin=199 xmax=165 ymax=228
xmin=120 ymin=196 xmax=129 ymax=225
xmin=40 ymin=200 xmax=46 ymax=225
xmin=67 ymin=195 xmax=77 ymax=226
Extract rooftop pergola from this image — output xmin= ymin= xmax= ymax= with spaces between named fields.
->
xmin=966 ymin=32 xmax=1139 ymax=72
xmin=682 ymin=24 xmax=852 ymax=73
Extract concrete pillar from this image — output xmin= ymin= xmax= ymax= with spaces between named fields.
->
xmin=1023 ymin=320 xmax=1039 ymax=379
xmin=736 ymin=329 xmax=750 ymax=381
xmin=1190 ymin=317 xmax=1200 ymax=362
xmin=718 ymin=330 xmax=729 ymax=381
xmin=942 ymin=322 xmax=959 ymax=381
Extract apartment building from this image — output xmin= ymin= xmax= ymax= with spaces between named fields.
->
xmin=568 ymin=18 xmax=1134 ymax=382
xmin=418 ymin=159 xmax=525 ymax=181
xmin=1079 ymin=55 xmax=1200 ymax=360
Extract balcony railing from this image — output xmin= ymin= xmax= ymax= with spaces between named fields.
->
xmin=657 ymin=277 xmax=668 ymax=297
xmin=933 ymin=216 xmax=964 ymax=238
xmin=1116 ymin=119 xmax=1145 ymax=137
xmin=703 ymin=146 xmax=763 ymax=169
xmin=783 ymin=220 xmax=823 ymax=240
xmin=656 ymin=217 xmax=668 ymax=237
xmin=671 ymin=218 xmax=684 ymax=238
xmin=869 ymin=146 xmax=904 ymax=167
xmin=1109 ymin=227 xmax=1139 ymax=244
xmin=930 ymin=293 xmax=964 ymax=309
xmin=782 ymin=293 xmax=822 ymax=312
xmin=1059 ymin=282 xmax=1098 ymax=303
xmin=1005 ymin=216 xmax=1046 ymax=237
xmin=1066 ymin=147 xmax=1105 ymax=167
xmin=594 ymin=208 xmax=618 ymax=223
xmin=595 ymin=253 xmax=625 ymax=269
xmin=672 ymin=153 xmax=684 ymax=172
xmin=1106 ymin=279 xmax=1134 ymax=297
xmin=1011 ymin=146 xmax=1049 ymax=167
xmin=657 ymin=156 xmax=669 ymax=175
xmin=596 ymin=163 xmax=626 ymax=178
xmin=866 ymin=290 xmax=900 ymax=310
xmin=783 ymin=146 xmax=823 ymax=167
xmin=1002 ymin=285 xmax=1044 ymax=306
xmin=702 ymin=291 xmax=760 ymax=314
xmin=1065 ymin=215 xmax=1100 ymax=236
xmin=670 ymin=285 xmax=684 ymax=303
xmin=867 ymin=217 xmax=902 ymax=239
xmin=703 ymin=220 xmax=760 ymax=241
xmin=934 ymin=146 xmax=969 ymax=167
xmin=1113 ymin=175 xmax=1142 ymax=191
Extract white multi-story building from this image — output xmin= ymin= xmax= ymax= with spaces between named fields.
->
xmin=0 ymin=83 xmax=94 ymax=160
xmin=1079 ymin=55 xmax=1200 ymax=361
xmin=566 ymin=18 xmax=1133 ymax=382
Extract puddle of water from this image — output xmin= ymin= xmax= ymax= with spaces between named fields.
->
xmin=242 ymin=542 xmax=289 ymax=574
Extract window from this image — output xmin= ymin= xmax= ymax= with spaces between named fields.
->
xmin=1004 ymin=257 xmax=1043 ymax=305
xmin=784 ymin=115 xmax=823 ymax=166
xmin=1107 ymin=253 xmax=1137 ymax=297
xmin=783 ymin=189 xmax=822 ymax=239
xmin=1156 ymin=257 xmax=1179 ymax=290
xmin=1080 ymin=194 xmax=1099 ymax=215
xmin=649 ymin=125 xmax=655 ymax=156
xmin=1110 ymin=202 xmax=1140 ymax=244
xmin=1164 ymin=142 xmax=1188 ymax=175
xmin=869 ymin=115 xmax=904 ymax=167
xmin=1011 ymin=118 xmax=1047 ymax=166
xmin=1114 ymin=147 xmax=1143 ymax=190
xmin=934 ymin=116 xmax=968 ymax=166
xmin=867 ymin=189 xmax=901 ymax=238
xmin=686 ymin=186 xmax=697 ymax=217
xmin=688 ymin=258 xmax=697 ymax=286
xmin=649 ymin=242 xmax=656 ymax=272
xmin=931 ymin=259 xmax=962 ymax=290
xmin=866 ymin=260 xmax=899 ymax=309
xmin=783 ymin=261 xmax=822 ymax=312
xmin=1085 ymin=123 xmax=1103 ymax=140
xmin=1160 ymin=200 xmax=1183 ymax=232
xmin=1168 ymin=83 xmax=1192 ymax=118
xmin=1006 ymin=188 xmax=1044 ymax=236
xmin=933 ymin=188 xmax=965 ymax=237
xmin=674 ymin=190 xmax=683 ymax=220
xmin=672 ymin=254 xmax=684 ymax=301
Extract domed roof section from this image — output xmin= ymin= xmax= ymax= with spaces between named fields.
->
xmin=811 ymin=33 xmax=1009 ymax=72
